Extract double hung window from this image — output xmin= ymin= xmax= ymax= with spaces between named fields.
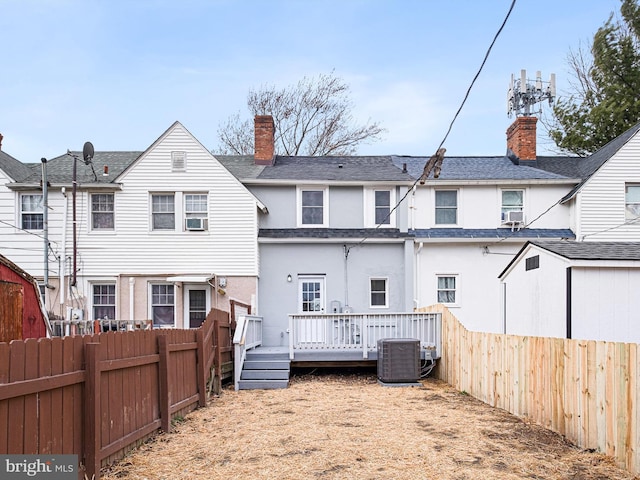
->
xmin=152 ymin=194 xmax=175 ymax=230
xmin=437 ymin=276 xmax=457 ymax=304
xmin=298 ymin=187 xmax=327 ymax=226
xmin=435 ymin=191 xmax=457 ymax=225
xmin=370 ymin=277 xmax=388 ymax=308
xmin=625 ymin=185 xmax=640 ymax=221
xmin=151 ymin=284 xmax=175 ymax=327
xmin=91 ymin=193 xmax=115 ymax=230
xmin=21 ymin=194 xmax=43 ymax=230
xmin=501 ymin=190 xmax=524 ymax=223
xmin=93 ymin=284 xmax=116 ymax=320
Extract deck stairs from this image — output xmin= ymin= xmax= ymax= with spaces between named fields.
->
xmin=237 ymin=348 xmax=290 ymax=390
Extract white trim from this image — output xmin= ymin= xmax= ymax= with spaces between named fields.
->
xmin=499 ymin=188 xmax=525 ymax=225
xmin=183 ymin=284 xmax=211 ymax=329
xmin=364 ymin=187 xmax=396 ymax=228
xmin=297 ymin=186 xmax=329 ymax=227
xmin=436 ymin=273 xmax=458 ymax=307
xmin=433 ymin=189 xmax=459 ymax=226
xmin=297 ymin=275 xmax=326 ymax=313
xmin=369 ymin=276 xmax=389 ymax=308
xmin=166 ymin=275 xmax=214 ymax=283
xmin=148 ymin=282 xmax=176 ymax=328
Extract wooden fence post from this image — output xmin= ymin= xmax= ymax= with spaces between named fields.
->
xmin=196 ymin=328 xmax=206 ymax=407
xmin=84 ymin=342 xmax=101 ymax=480
xmin=212 ymin=316 xmax=221 ymax=395
xmin=157 ymin=334 xmax=171 ymax=433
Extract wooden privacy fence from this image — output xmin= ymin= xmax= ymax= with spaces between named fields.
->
xmin=420 ymin=304 xmax=639 ymax=475
xmin=0 ymin=307 xmax=233 ymax=480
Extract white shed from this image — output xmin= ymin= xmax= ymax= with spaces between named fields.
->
xmin=499 ymin=240 xmax=640 ymax=343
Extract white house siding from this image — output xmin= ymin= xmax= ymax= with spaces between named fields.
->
xmin=501 ymin=246 xmax=568 ymax=338
xmin=576 ymin=133 xmax=640 ymax=241
xmin=571 ymin=267 xmax=640 ymax=343
xmin=76 ymin=123 xmax=260 ymax=278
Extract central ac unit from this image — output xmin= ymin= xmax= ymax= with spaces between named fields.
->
xmin=377 ymin=338 xmax=420 ymax=383
xmin=185 ymin=217 xmax=206 ymax=231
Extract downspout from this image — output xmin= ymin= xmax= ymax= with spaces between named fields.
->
xmin=414 ymin=241 xmax=423 ymax=309
xmin=41 ymin=158 xmax=49 ymax=289
xmin=343 ymin=245 xmax=350 ymax=308
xmin=566 ymin=267 xmax=572 ymax=339
xmin=60 ymin=187 xmax=68 ymax=316
xmin=72 ymin=155 xmax=77 ymax=286
xmin=129 ymin=277 xmax=135 ymax=321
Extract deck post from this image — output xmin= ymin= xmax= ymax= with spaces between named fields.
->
xmin=362 ymin=315 xmax=369 ymax=359
xmin=288 ymin=315 xmax=294 ymax=360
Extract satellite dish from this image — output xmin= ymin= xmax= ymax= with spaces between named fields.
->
xmin=83 ymin=141 xmax=95 ymax=164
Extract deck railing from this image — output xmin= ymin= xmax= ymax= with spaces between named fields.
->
xmin=49 ymin=319 xmax=153 ymax=336
xmin=233 ymin=315 xmax=263 ymax=389
xmin=288 ymin=312 xmax=441 ymax=360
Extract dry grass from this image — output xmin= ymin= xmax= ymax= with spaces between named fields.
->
xmin=101 ymin=369 xmax=639 ymax=480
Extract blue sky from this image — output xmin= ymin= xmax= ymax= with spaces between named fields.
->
xmin=0 ymin=0 xmax=623 ymax=162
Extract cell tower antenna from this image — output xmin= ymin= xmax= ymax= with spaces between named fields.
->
xmin=507 ymin=69 xmax=556 ymax=118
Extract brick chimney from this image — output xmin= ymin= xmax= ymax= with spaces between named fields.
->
xmin=254 ymin=115 xmax=275 ymax=165
xmin=506 ymin=116 xmax=537 ymax=162
xmin=0 ymin=133 xmax=3 ymax=150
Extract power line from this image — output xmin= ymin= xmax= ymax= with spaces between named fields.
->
xmin=347 ymin=0 xmax=517 ymax=253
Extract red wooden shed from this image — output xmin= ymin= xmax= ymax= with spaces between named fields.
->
xmin=0 ymin=254 xmax=49 ymax=342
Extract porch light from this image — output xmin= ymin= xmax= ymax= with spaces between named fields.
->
xmin=287 ymin=274 xmax=292 ymax=282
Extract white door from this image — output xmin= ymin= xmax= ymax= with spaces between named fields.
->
xmin=184 ymin=285 xmax=209 ymax=329
xmin=298 ymin=277 xmax=326 ymax=342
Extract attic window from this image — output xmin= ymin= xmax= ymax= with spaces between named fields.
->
xmin=525 ymin=255 xmax=539 ymax=271
xmin=171 ymin=151 xmax=186 ymax=171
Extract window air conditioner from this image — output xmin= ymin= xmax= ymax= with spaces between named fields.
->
xmin=506 ymin=211 xmax=524 ymax=224
xmin=185 ymin=217 xmax=206 ymax=231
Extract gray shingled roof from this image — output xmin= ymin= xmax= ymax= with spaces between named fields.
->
xmin=18 ymin=151 xmax=142 ymax=185
xmin=259 ymin=228 xmax=407 ymax=239
xmin=393 ymin=155 xmax=573 ymax=181
xmin=218 ymin=155 xmax=414 ymax=182
xmin=411 ymin=228 xmax=575 ymax=240
xmin=533 ymin=156 xmax=583 ymax=178
xmin=530 ymin=240 xmax=640 ymax=260
xmin=0 ymin=150 xmax=34 ymax=182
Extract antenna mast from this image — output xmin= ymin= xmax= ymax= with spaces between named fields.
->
xmin=507 ymin=69 xmax=556 ymax=117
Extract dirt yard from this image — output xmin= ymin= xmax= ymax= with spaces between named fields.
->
xmin=101 ymin=369 xmax=639 ymax=480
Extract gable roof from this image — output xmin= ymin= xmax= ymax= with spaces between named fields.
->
xmin=530 ymin=240 xmax=640 ymax=260
xmin=499 ymin=240 xmax=640 ymax=279
xmin=540 ymin=121 xmax=640 ymax=203
xmin=0 ymin=150 xmax=34 ymax=182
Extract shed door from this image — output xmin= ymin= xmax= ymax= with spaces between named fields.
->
xmin=0 ymin=281 xmax=24 ymax=342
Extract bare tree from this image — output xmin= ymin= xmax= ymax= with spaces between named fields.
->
xmin=215 ymin=72 xmax=385 ymax=156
